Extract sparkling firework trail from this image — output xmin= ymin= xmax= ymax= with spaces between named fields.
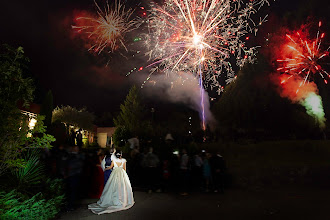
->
xmin=72 ymin=0 xmax=139 ymax=54
xmin=277 ymin=21 xmax=330 ymax=91
xmin=144 ymin=0 xmax=273 ymax=90
xmin=143 ymin=0 xmax=273 ymax=128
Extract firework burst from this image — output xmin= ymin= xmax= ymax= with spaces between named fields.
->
xmin=142 ymin=0 xmax=272 ymax=129
xmin=277 ymin=21 xmax=330 ymax=90
xmin=72 ymin=0 xmax=139 ymax=54
xmin=144 ymin=0 xmax=273 ymax=93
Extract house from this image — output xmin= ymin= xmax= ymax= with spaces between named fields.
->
xmin=19 ymin=102 xmax=40 ymax=133
xmin=97 ymin=127 xmax=116 ymax=148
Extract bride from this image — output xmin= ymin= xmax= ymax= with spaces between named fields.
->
xmin=88 ymin=150 xmax=134 ymax=215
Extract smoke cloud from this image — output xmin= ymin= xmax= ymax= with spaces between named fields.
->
xmin=140 ymin=72 xmax=216 ymax=129
xmin=272 ymin=74 xmax=326 ymax=129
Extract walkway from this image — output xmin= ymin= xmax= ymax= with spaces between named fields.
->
xmin=58 ymin=188 xmax=330 ymax=220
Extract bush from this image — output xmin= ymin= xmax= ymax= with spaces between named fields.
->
xmin=12 ymin=150 xmax=45 ymax=192
xmin=0 ymin=188 xmax=64 ymax=220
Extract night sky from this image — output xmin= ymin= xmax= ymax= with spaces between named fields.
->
xmin=0 ymin=0 xmax=329 ymax=116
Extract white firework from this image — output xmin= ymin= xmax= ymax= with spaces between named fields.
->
xmin=143 ymin=0 xmax=273 ymax=91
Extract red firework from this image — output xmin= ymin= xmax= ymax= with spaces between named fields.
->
xmin=277 ymin=21 xmax=330 ymax=87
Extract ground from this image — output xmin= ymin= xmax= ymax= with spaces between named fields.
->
xmin=57 ymin=187 xmax=330 ymax=220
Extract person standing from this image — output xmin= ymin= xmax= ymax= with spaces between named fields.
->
xmin=192 ymin=152 xmax=203 ymax=190
xmin=66 ymin=146 xmax=84 ymax=210
xmin=76 ymin=129 xmax=83 ymax=147
xmin=88 ymin=150 xmax=134 ymax=215
xmin=142 ymin=147 xmax=160 ymax=193
xmin=55 ymin=144 xmax=69 ymax=179
xmin=210 ymin=152 xmax=226 ymax=193
xmin=101 ymin=148 xmax=115 ymax=186
xmin=202 ymin=152 xmax=212 ymax=192
xmin=128 ymin=136 xmax=139 ymax=150
xmin=88 ymin=149 xmax=104 ymax=199
xmin=180 ymin=149 xmax=189 ymax=196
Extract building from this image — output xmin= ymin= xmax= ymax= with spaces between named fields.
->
xmin=96 ymin=127 xmax=116 ymax=148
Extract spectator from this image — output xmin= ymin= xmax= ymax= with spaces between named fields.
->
xmin=179 ymin=149 xmax=189 ymax=196
xmin=55 ymin=144 xmax=69 ymax=179
xmin=192 ymin=152 xmax=203 ymax=190
xmin=129 ymin=146 xmax=140 ymax=186
xmin=142 ymin=147 xmax=160 ymax=193
xmin=161 ymin=159 xmax=171 ymax=192
xmin=69 ymin=129 xmax=76 ymax=146
xmin=128 ymin=136 xmax=139 ymax=150
xmin=202 ymin=152 xmax=212 ymax=192
xmin=66 ymin=146 xmax=84 ymax=211
xmin=210 ymin=152 xmax=226 ymax=193
xmin=76 ymin=129 xmax=83 ymax=147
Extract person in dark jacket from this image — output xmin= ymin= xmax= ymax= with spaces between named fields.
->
xmin=142 ymin=147 xmax=160 ymax=193
xmin=103 ymin=148 xmax=115 ymax=185
xmin=210 ymin=152 xmax=226 ymax=193
xmin=66 ymin=146 xmax=84 ymax=210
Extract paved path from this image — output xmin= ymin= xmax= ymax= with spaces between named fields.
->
xmin=58 ymin=188 xmax=330 ymax=220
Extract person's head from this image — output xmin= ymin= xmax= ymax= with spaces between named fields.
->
xmin=115 ymin=150 xmax=122 ymax=159
xmin=58 ymin=144 xmax=64 ymax=150
xmin=104 ymin=150 xmax=111 ymax=157
xmin=182 ymin=149 xmax=187 ymax=155
xmin=97 ymin=148 xmax=104 ymax=156
xmin=149 ymin=147 xmax=153 ymax=153
xmin=110 ymin=147 xmax=115 ymax=154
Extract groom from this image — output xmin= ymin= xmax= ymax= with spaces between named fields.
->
xmin=103 ymin=147 xmax=116 ymax=186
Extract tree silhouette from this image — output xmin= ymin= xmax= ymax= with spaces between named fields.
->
xmin=213 ymin=55 xmax=318 ymax=139
xmin=52 ymin=105 xmax=95 ymax=130
xmin=40 ymin=90 xmax=53 ymax=128
xmin=114 ymin=85 xmax=150 ymax=137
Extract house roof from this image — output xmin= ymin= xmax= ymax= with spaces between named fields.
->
xmin=18 ymin=101 xmax=41 ymax=114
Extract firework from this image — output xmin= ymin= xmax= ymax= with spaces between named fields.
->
xmin=144 ymin=0 xmax=273 ymax=92
xmin=143 ymin=0 xmax=273 ymax=128
xmin=276 ymin=74 xmax=326 ymax=129
xmin=277 ymin=21 xmax=330 ymax=89
xmin=72 ymin=0 xmax=139 ymax=54
xmin=303 ymin=92 xmax=326 ymax=129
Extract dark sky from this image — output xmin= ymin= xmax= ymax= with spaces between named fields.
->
xmin=0 ymin=0 xmax=146 ymax=115
xmin=0 ymin=0 xmax=328 ymax=116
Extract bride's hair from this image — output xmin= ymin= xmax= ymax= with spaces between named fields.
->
xmin=115 ymin=150 xmax=122 ymax=158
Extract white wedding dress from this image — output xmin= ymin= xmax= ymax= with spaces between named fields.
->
xmin=88 ymin=157 xmax=134 ymax=215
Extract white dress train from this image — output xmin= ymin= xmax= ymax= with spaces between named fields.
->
xmin=88 ymin=158 xmax=134 ymax=215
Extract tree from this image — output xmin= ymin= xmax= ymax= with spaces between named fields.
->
xmin=114 ymin=85 xmax=150 ymax=136
xmin=52 ymin=105 xmax=95 ymax=130
xmin=40 ymin=90 xmax=53 ymax=128
xmin=0 ymin=45 xmax=33 ymax=133
xmin=112 ymin=126 xmax=131 ymax=148
xmin=213 ymin=55 xmax=317 ymax=139
xmin=0 ymin=45 xmax=55 ymax=175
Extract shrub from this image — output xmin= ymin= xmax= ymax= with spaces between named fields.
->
xmin=0 ymin=189 xmax=64 ymax=220
xmin=12 ymin=150 xmax=45 ymax=192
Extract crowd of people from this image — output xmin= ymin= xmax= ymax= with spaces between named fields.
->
xmin=128 ymin=146 xmax=227 ymax=196
xmin=44 ymin=140 xmax=227 ymax=212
